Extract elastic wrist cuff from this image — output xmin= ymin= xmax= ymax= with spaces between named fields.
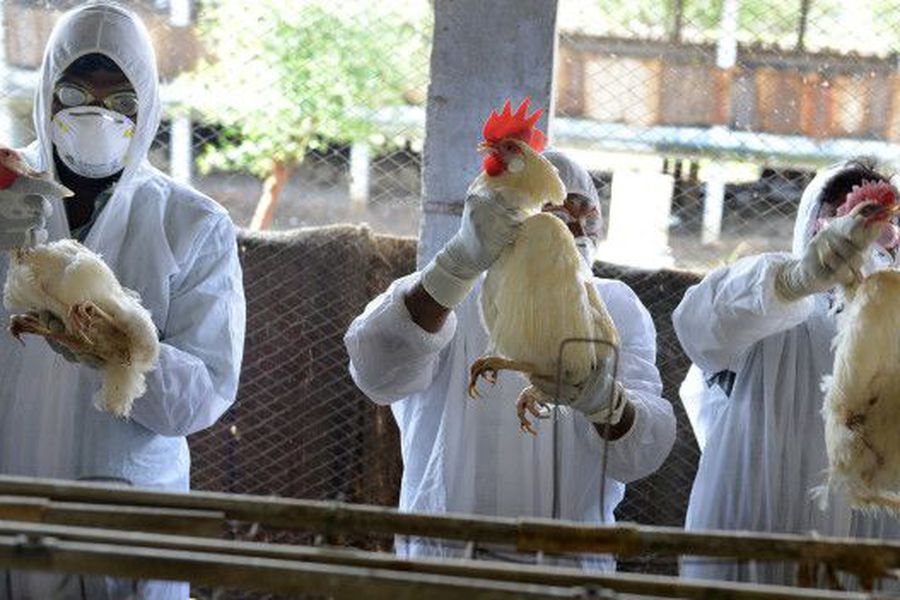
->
xmin=773 ymin=261 xmax=806 ymax=302
xmin=420 ymin=258 xmax=476 ymax=308
xmin=587 ymin=383 xmax=627 ymax=425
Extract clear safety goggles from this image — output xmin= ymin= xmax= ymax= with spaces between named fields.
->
xmin=54 ymin=82 xmax=138 ymax=117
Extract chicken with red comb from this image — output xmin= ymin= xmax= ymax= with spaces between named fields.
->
xmin=816 ymin=171 xmax=900 ymax=513
xmin=0 ymin=145 xmax=70 ymax=248
xmin=461 ymin=98 xmax=621 ymax=433
xmin=836 ymin=179 xmax=900 ymax=249
xmin=0 ymin=145 xmax=158 ymax=418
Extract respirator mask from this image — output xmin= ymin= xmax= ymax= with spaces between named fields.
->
xmin=51 ymin=106 xmax=135 ymax=179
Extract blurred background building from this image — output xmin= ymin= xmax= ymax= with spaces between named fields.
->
xmin=5 ymin=1 xmax=900 ymax=271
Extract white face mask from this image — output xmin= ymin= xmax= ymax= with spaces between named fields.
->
xmin=51 ymin=106 xmax=135 ymax=179
xmin=575 ymin=236 xmax=596 ymax=267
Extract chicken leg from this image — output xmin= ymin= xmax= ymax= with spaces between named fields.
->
xmin=468 ymin=355 xmax=543 ymax=399
xmin=9 ymin=311 xmax=94 ymax=356
xmin=469 ymin=356 xmax=556 ymax=434
xmin=10 ymin=302 xmax=130 ymax=366
xmin=517 ymin=385 xmax=550 ymax=435
xmin=69 ymin=301 xmax=132 ymax=365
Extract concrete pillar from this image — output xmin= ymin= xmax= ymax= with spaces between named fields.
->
xmin=702 ymin=163 xmax=727 ymax=246
xmin=349 ymin=142 xmax=370 ymax=211
xmin=699 ymin=0 xmax=740 ymax=244
xmin=418 ymin=0 xmax=559 ymax=268
xmin=169 ymin=0 xmax=191 ymax=27
xmin=0 ymin=3 xmax=15 ymax=144
xmin=601 ymin=169 xmax=674 ymax=268
xmin=716 ymin=0 xmax=739 ymax=70
xmin=169 ymin=114 xmax=192 ymax=185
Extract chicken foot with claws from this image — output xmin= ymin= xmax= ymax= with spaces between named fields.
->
xmin=468 ymin=355 xmax=553 ymax=435
xmin=10 ymin=310 xmax=93 ymax=355
xmin=10 ymin=301 xmax=130 ymax=365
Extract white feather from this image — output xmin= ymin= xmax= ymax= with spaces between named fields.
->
xmin=3 ymin=239 xmax=159 ymax=417
xmin=822 ymin=270 xmax=900 ymax=511
xmin=481 ymin=213 xmax=617 ymax=383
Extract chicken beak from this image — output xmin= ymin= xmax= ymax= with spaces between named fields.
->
xmin=477 ymin=142 xmax=495 ymax=155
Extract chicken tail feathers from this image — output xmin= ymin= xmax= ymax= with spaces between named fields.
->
xmin=97 ymin=362 xmax=147 ymax=418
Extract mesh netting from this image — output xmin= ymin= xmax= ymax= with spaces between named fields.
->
xmin=4 ymin=0 xmax=900 ymax=593
xmin=597 ymin=263 xmax=702 ymax=574
xmin=187 ymin=228 xmax=703 ymax=581
xmin=189 ymin=226 xmax=410 ymax=515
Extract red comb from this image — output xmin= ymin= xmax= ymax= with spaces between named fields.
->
xmin=482 ymin=97 xmax=546 ymax=152
xmin=834 ymin=179 xmax=900 ymax=248
xmin=837 ymin=180 xmax=897 ymax=217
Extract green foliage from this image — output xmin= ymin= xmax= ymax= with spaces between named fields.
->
xmin=180 ymin=0 xmax=431 ymax=177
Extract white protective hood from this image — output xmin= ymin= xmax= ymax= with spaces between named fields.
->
xmin=791 ymin=162 xmax=851 ymax=257
xmin=0 ymin=6 xmax=247 ymax=597
xmin=543 ymin=149 xmax=601 ymax=208
xmin=31 ymin=1 xmax=162 ymax=253
xmin=674 ymin=159 xmax=900 ymax=588
xmin=0 ymin=3 xmax=166 ymax=478
xmin=543 ymin=148 xmax=602 ymax=240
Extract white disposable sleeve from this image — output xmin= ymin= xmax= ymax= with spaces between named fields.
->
xmin=673 ymin=253 xmax=816 ymax=375
xmin=345 ymin=273 xmax=457 ymax=405
xmin=130 ymin=216 xmax=246 ymax=437
xmin=589 ymin=280 xmax=676 ymax=483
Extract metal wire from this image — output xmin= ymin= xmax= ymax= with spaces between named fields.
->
xmin=552 ymin=338 xmax=621 ymax=522
xmin=5 ymin=0 xmax=900 ymax=588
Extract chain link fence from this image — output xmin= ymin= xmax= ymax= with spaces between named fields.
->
xmin=3 ymin=0 xmax=900 ymax=584
xmin=555 ymin=0 xmax=900 ymax=574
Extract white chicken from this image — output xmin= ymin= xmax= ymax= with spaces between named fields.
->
xmin=821 ymin=179 xmax=900 ymax=511
xmin=0 ymin=146 xmax=159 ymax=418
xmin=465 ymin=98 xmax=619 ymax=434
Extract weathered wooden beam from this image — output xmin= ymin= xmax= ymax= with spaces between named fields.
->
xmin=0 ymin=476 xmax=898 ymax=582
xmin=0 ymin=520 xmax=874 ymax=600
xmin=0 ymin=475 xmax=519 ymax=542
xmin=0 ymin=496 xmax=224 ymax=536
xmin=0 ymin=530 xmax=578 ymax=600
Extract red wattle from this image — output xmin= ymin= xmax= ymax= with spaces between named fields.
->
xmin=483 ymin=153 xmax=505 ymax=177
xmin=0 ymin=165 xmax=17 ymax=189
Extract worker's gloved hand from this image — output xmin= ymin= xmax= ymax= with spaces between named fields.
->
xmin=775 ymin=210 xmax=884 ymax=301
xmin=420 ymin=193 xmax=524 ymax=308
xmin=531 ymin=362 xmax=628 ymax=425
xmin=0 ymin=192 xmax=52 ymax=250
xmin=40 ymin=311 xmax=105 ymax=369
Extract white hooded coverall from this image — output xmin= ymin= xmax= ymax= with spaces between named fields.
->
xmin=674 ymin=162 xmax=900 ymax=586
xmin=0 ymin=4 xmax=246 ymax=598
xmin=345 ymin=155 xmax=676 ymax=568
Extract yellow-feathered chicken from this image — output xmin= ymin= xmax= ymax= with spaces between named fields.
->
xmin=0 ymin=146 xmax=159 ymax=418
xmin=821 ymin=179 xmax=900 ymax=511
xmin=465 ymin=98 xmax=619 ymax=434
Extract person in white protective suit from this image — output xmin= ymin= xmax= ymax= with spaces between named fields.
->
xmin=0 ymin=3 xmax=246 ymax=598
xmin=345 ymin=149 xmax=676 ymax=567
xmin=673 ymin=158 xmax=900 ymax=586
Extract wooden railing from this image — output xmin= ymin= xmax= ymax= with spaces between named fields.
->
xmin=0 ymin=475 xmax=891 ymax=599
